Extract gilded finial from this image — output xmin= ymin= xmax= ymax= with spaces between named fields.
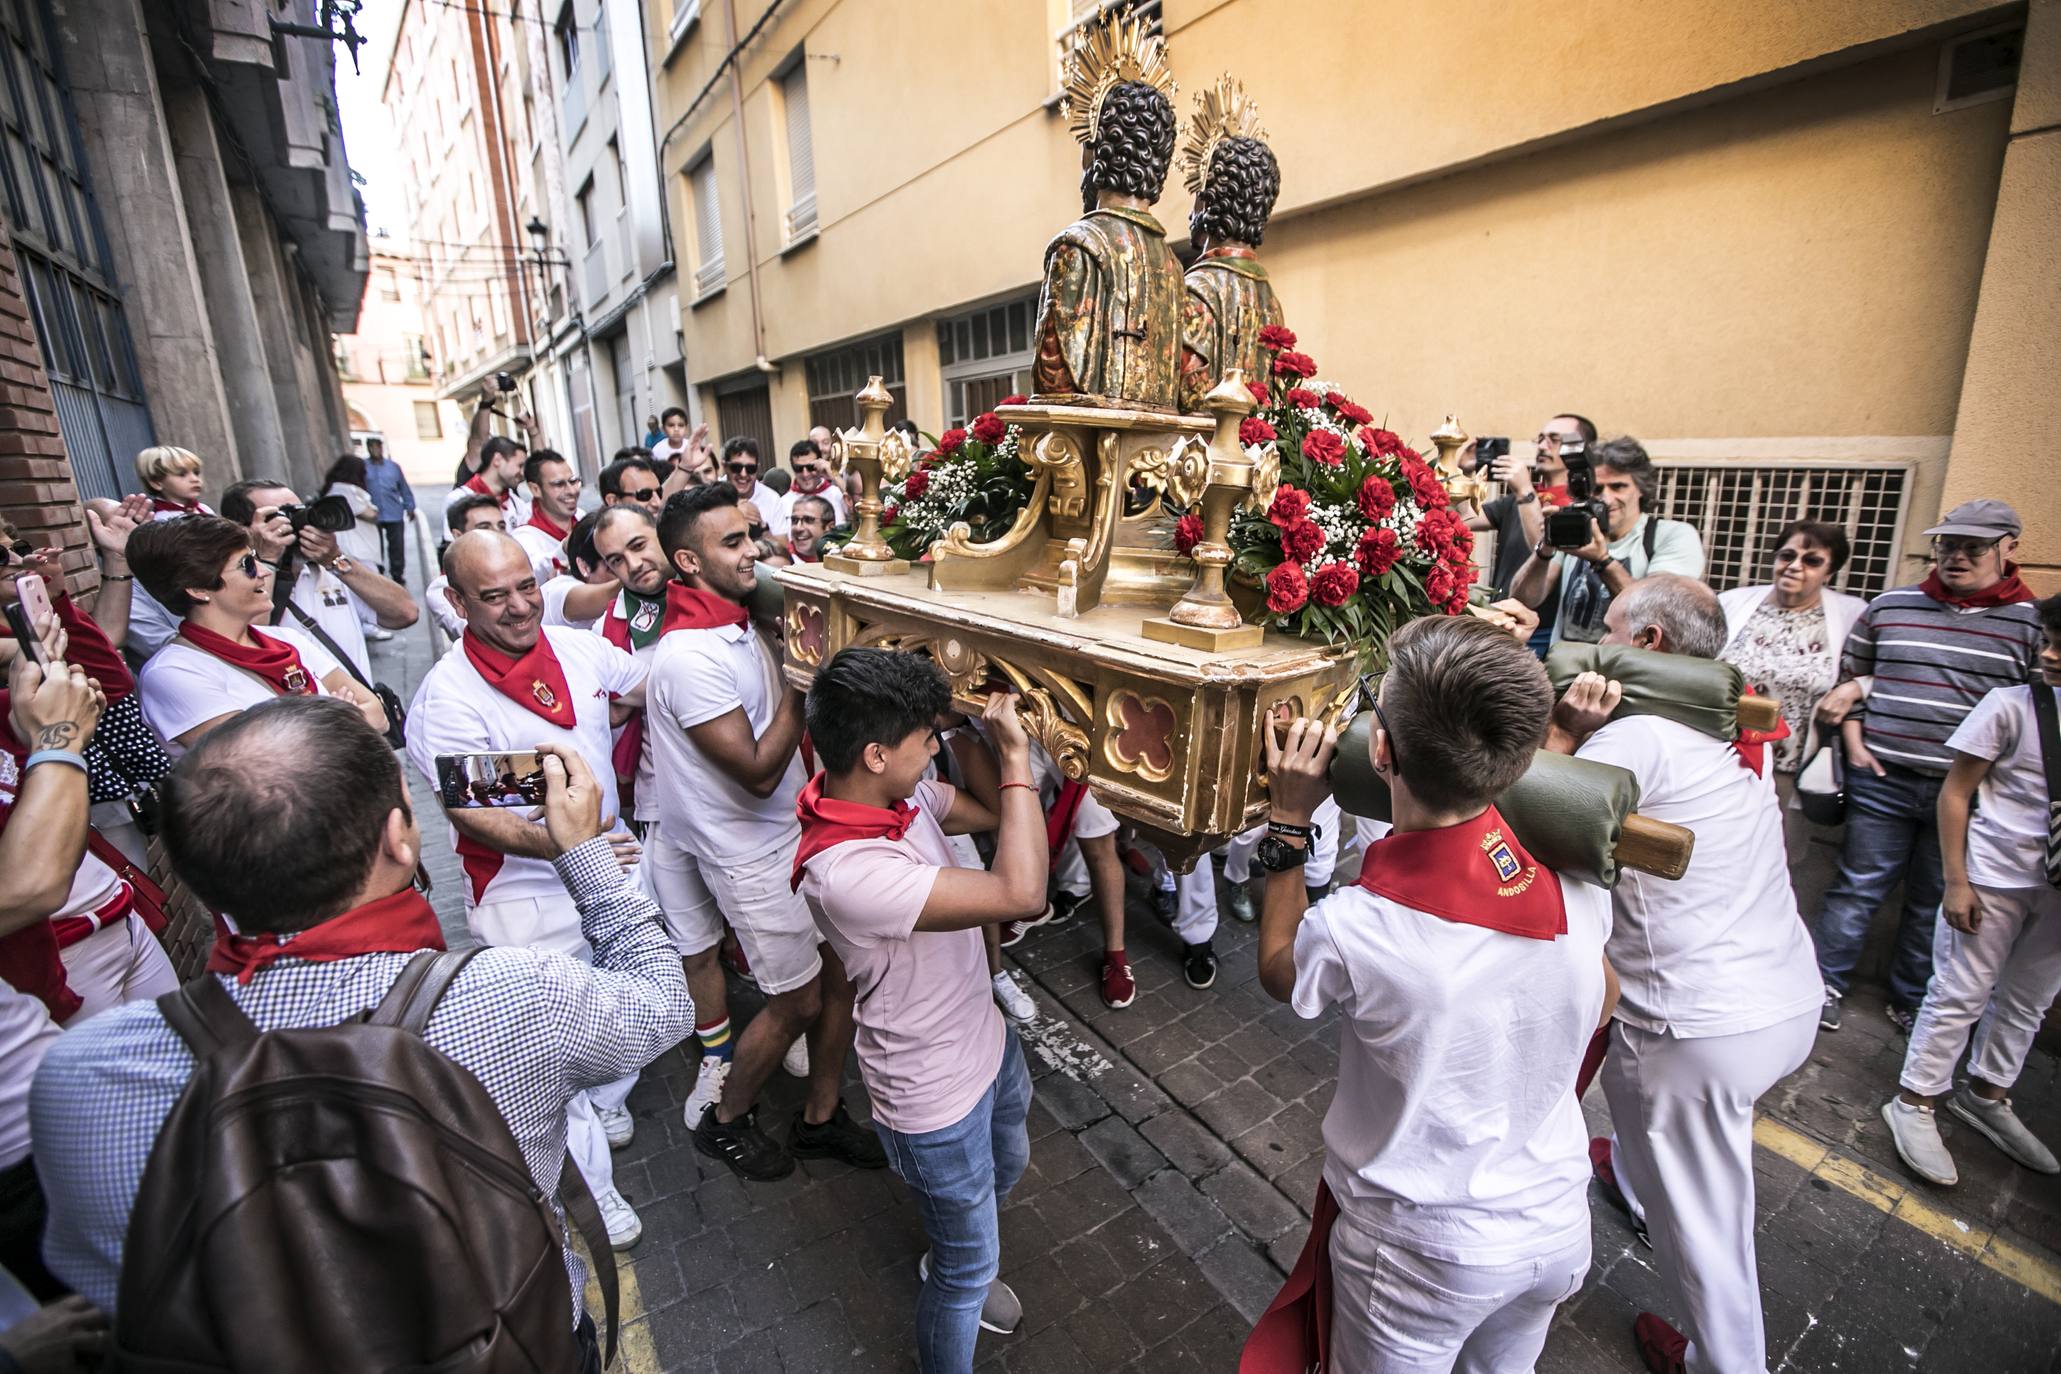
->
xmin=1178 ymin=76 xmax=1267 ymax=200
xmin=1060 ymin=10 xmax=1177 ymax=148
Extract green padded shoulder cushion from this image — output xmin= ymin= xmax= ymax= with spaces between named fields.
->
xmin=1545 ymin=642 xmax=1743 ymax=744
xmin=1327 ymin=713 xmax=1641 ymax=888
xmin=751 ymin=561 xmax=787 ymax=631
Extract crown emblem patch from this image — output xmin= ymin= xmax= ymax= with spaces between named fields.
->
xmin=532 ymin=680 xmax=561 ymax=712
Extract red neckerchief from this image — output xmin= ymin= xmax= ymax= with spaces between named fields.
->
xmin=1356 ymin=804 xmax=1566 ymax=940
xmin=1535 ymin=484 xmax=1570 ymax=508
xmin=1731 ymin=685 xmax=1791 ymax=778
xmin=662 ymin=581 xmax=749 ymax=632
xmin=0 ymin=592 xmax=133 ymax=704
xmin=150 ymin=497 xmax=204 ymax=515
xmin=526 ymin=508 xmax=570 ymax=542
xmin=790 ymin=772 xmax=918 ymax=890
xmin=598 ymin=591 xmax=648 ymax=815
xmin=463 ymin=473 xmax=511 ymax=510
xmin=207 ymin=887 xmax=446 ymax=985
xmin=461 ymin=629 xmax=575 ymax=727
xmin=1920 ymin=563 xmax=2035 ymax=609
xmin=177 ymin=621 xmax=319 ymax=696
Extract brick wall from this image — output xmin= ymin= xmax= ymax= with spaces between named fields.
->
xmin=0 ymin=215 xmax=97 ymax=605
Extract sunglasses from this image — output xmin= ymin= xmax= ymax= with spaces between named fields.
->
xmin=1351 ymin=675 xmax=1404 ymax=769
xmin=727 ymin=462 xmax=758 ymax=475
xmin=1933 ymin=536 xmax=2001 ymax=560
xmin=1773 ymin=548 xmax=1830 ymax=569
xmin=5 ymin=539 xmax=31 ymax=561
xmin=624 ymin=487 xmax=662 ymax=503
xmin=235 ymin=552 xmax=262 ymax=580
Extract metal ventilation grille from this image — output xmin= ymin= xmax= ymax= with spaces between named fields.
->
xmin=1652 ymin=461 xmax=1913 ymax=598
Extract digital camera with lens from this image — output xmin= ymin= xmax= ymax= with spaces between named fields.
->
xmin=1545 ymin=440 xmax=1608 ymax=550
xmin=274 ymin=493 xmax=358 ymax=534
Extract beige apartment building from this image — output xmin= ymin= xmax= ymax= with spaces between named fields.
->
xmin=647 ymin=0 xmax=2057 ymax=593
xmin=334 ymin=244 xmax=469 ymax=487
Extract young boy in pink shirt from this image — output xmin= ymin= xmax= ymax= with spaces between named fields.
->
xmin=793 ymin=649 xmax=1049 ymax=1372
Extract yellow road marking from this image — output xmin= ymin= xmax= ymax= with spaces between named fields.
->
xmin=584 ymin=1246 xmax=663 ymax=1374
xmin=1752 ymin=1115 xmax=2061 ymax=1306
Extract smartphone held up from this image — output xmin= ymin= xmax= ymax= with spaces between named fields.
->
xmin=436 ymin=751 xmax=547 ymax=809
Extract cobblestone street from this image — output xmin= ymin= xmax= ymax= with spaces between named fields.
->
xmin=372 ymin=606 xmax=2061 ymax=1374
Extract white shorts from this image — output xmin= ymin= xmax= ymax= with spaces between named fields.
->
xmin=643 ymin=827 xmax=723 ymax=957
xmin=468 ymin=890 xmax=588 ymax=960
xmin=676 ymin=832 xmax=824 ymax=996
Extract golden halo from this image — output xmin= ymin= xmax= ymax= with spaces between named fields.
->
xmin=1059 ymin=10 xmax=1177 ymax=148
xmin=1179 ymin=76 xmax=1267 ymax=200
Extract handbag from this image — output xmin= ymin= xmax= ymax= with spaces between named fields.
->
xmin=1793 ymin=729 xmax=1846 ymax=827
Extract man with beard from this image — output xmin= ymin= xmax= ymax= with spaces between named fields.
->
xmin=512 ymin=450 xmax=582 ymax=586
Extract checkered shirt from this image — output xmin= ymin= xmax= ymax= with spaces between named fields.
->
xmin=27 ymin=838 xmax=692 ymax=1321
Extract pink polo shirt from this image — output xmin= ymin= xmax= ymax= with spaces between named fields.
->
xmin=800 ymin=779 xmax=1006 ymax=1135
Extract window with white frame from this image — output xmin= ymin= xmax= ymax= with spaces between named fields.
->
xmin=688 ymin=155 xmax=724 ymax=298
xmin=938 ymin=296 xmax=1036 ymax=428
xmin=778 ymin=57 xmax=816 ymax=243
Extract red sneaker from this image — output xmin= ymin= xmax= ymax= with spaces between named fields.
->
xmin=998 ymin=920 xmax=1028 ymax=949
xmin=1590 ymin=1137 xmax=1649 ymax=1247
xmin=1633 ymin=1312 xmax=1687 ymax=1374
xmin=1101 ymin=956 xmax=1136 ymax=1009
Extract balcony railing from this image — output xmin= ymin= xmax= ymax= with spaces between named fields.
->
xmin=583 ymin=239 xmax=609 ymax=309
xmin=693 ymin=255 xmax=726 ymax=298
xmin=785 ymin=193 xmax=818 ymax=244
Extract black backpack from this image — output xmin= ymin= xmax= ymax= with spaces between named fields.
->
xmin=112 ymin=950 xmax=617 ymax=1371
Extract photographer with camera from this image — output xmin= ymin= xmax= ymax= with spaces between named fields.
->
xmin=454 ymin=372 xmax=544 ymax=490
xmin=221 ymin=478 xmax=418 ymax=684
xmin=1508 ymin=437 xmax=1704 ymax=649
xmin=1467 ymin=414 xmax=1591 ymax=598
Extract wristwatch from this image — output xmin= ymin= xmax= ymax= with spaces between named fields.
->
xmin=330 ymin=555 xmax=356 ymax=576
xmin=1514 ymin=491 xmax=1538 ymax=506
xmin=1256 ymin=833 xmax=1309 ymax=874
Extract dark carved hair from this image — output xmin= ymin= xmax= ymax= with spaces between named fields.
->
xmin=1082 ymin=79 xmax=1176 ymax=215
xmin=162 ymin=697 xmax=407 ymax=931
xmin=1190 ymin=135 xmax=1281 ymax=249
xmin=806 ymin=647 xmax=952 ymax=775
xmin=657 ymin=481 xmax=740 ymax=568
xmin=128 ymin=514 xmax=253 ymax=617
xmin=1379 ymin=615 xmax=1553 ymax=813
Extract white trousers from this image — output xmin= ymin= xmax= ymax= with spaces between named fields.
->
xmin=1901 ymin=883 xmax=2061 ymax=1098
xmin=1222 ymin=796 xmax=1344 ymax=888
xmin=57 ymin=915 xmax=179 ymax=1024
xmin=1601 ymin=1010 xmax=1818 ymax=1374
xmin=1328 ymin=1205 xmax=1591 ymax=1374
xmin=469 ymin=891 xmax=638 ymax=1197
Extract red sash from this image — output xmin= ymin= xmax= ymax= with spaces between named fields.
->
xmin=791 ymin=773 xmax=918 ymax=891
xmin=464 ymin=473 xmax=511 ymax=510
xmin=526 ymin=509 xmax=571 ymax=542
xmin=177 ymin=621 xmax=320 ymax=696
xmin=150 ymin=497 xmax=205 ymax=515
xmin=461 ymin=630 xmax=575 ymax=727
xmin=208 ymin=887 xmax=446 ymax=985
xmin=1919 ymin=564 xmax=2035 ymax=608
xmin=1356 ymin=805 xmax=1566 ymax=940
xmin=1731 ymin=685 xmax=1791 ymax=778
xmin=1046 ymin=781 xmax=1089 ymax=872
xmin=1239 ymin=1180 xmax=1339 ymax=1373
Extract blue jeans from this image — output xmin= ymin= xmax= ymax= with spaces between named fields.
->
xmin=874 ymin=1028 xmax=1032 ymax=1374
xmin=1811 ymin=762 xmax=1945 ymax=1009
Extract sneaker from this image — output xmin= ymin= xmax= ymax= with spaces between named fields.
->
xmin=1101 ymin=956 xmax=1136 ymax=1009
xmin=1224 ymin=884 xmax=1256 ymax=924
xmin=596 ymin=1102 xmax=635 ymax=1148
xmin=992 ymin=971 xmax=1038 ymax=1023
xmin=998 ymin=920 xmax=1029 ymax=949
xmin=1819 ymin=988 xmax=1842 ymax=1032
xmin=1881 ymin=1098 xmax=1958 ymax=1186
xmin=1948 ymin=1088 xmax=2061 ymax=1174
xmin=783 ymin=1036 xmax=810 ymax=1079
xmin=790 ymin=1100 xmax=888 ymax=1170
xmin=1151 ymin=884 xmax=1176 ymax=926
xmin=918 ymin=1251 xmax=1023 ymax=1335
xmin=1588 ymin=1137 xmax=1650 ymax=1247
xmin=366 ymin=626 xmax=395 ymax=642
xmin=1886 ymin=1004 xmax=1916 ymax=1035
xmin=693 ymin=1104 xmax=795 ymax=1182
xmin=1182 ymin=940 xmax=1217 ymax=990
xmin=683 ymin=1055 xmax=731 ymax=1128
xmin=1050 ymin=891 xmax=1086 ymax=924
xmin=1632 ymin=1312 xmax=1687 ymax=1374
xmin=596 ymin=1187 xmax=643 ymax=1250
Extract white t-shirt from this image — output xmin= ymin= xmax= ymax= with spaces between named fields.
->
xmin=1578 ymin=715 xmax=1823 ymax=1037
xmin=404 ymin=626 xmax=644 ymax=906
xmin=1946 ymin=684 xmax=2057 ymax=889
xmin=0 ymin=980 xmax=57 ymax=1169
xmin=282 ymin=562 xmax=369 ymax=680
xmin=738 ymin=482 xmax=787 ymax=539
xmin=424 ymin=575 xmax=466 ymax=639
xmin=647 ymin=622 xmax=805 ymax=866
xmin=541 ymin=574 xmax=602 ymax=632
xmin=137 ymin=622 xmax=343 ymax=755
xmin=1291 ymin=878 xmax=1611 ymax=1264
xmin=511 ymin=521 xmax=570 ymax=588
xmin=442 ymin=480 xmax=532 ymax=530
xmin=780 ymin=483 xmax=846 ymax=529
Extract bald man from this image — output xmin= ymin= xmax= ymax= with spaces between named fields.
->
xmin=402 ymin=531 xmax=658 ymax=1251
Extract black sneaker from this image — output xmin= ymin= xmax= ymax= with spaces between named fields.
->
xmin=1151 ymin=885 xmax=1176 ymax=926
xmin=1886 ymin=1004 xmax=1916 ymax=1036
xmin=1050 ymin=890 xmax=1086 ymax=923
xmin=790 ymin=1100 xmax=888 ymax=1170
xmin=1819 ymin=989 xmax=1842 ymax=1032
xmin=1182 ymin=940 xmax=1217 ymax=990
xmin=693 ymin=1104 xmax=795 ymax=1181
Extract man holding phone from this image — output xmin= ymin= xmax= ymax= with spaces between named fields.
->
xmin=404 ymin=530 xmax=651 ymax=1250
xmin=1467 ymin=414 xmax=1590 ymax=604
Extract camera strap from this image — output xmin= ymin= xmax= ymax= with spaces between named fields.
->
xmin=273 ymin=585 xmax=409 ymax=749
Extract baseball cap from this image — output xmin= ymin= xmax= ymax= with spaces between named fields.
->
xmin=1923 ymin=499 xmax=2021 ymax=540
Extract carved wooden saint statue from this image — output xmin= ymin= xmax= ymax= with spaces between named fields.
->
xmin=1031 ymin=14 xmax=1183 ymax=413
xmin=1178 ymin=77 xmax=1285 ymax=414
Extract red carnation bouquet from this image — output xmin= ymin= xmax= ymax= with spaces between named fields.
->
xmin=844 ymin=404 xmax=1033 ymax=562
xmin=1226 ymin=327 xmax=1475 ymax=658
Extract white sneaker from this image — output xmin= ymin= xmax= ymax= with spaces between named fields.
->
xmin=783 ymin=1036 xmax=810 ymax=1078
xmin=596 ymin=1186 xmax=642 ymax=1249
xmin=683 ymin=1056 xmax=731 ymax=1127
xmin=1949 ymin=1088 xmax=2061 ymax=1174
xmin=596 ymin=1102 xmax=634 ymax=1148
xmin=991 ymin=971 xmax=1037 ymax=1023
xmin=917 ymin=1250 xmax=1022 ymax=1334
xmin=1882 ymin=1098 xmax=1958 ymax=1186
xmin=366 ymin=626 xmax=395 ymax=642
